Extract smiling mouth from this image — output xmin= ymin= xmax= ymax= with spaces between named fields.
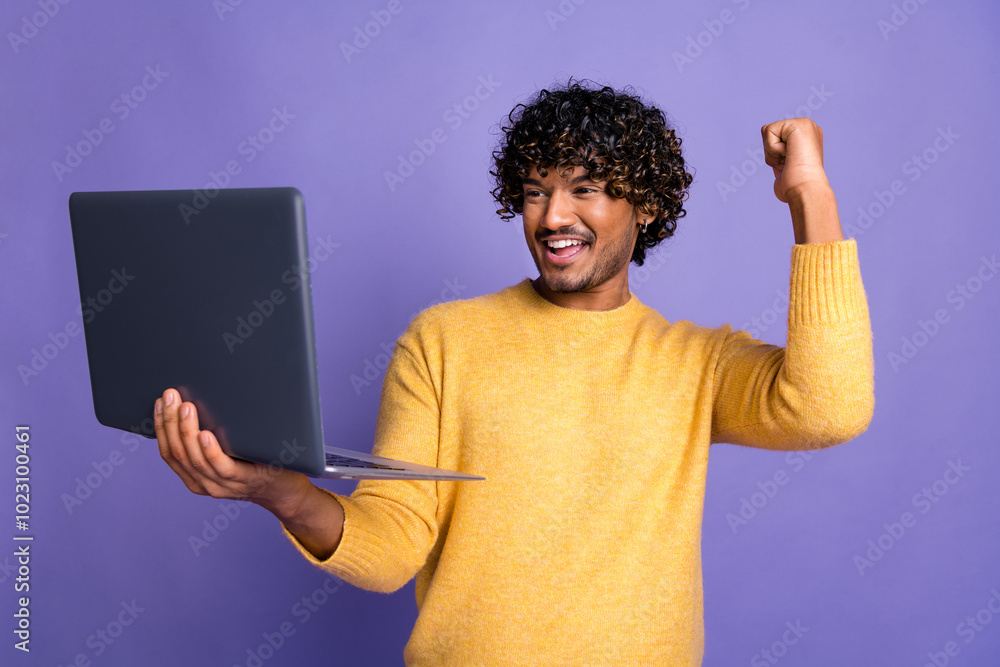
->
xmin=543 ymin=239 xmax=590 ymax=263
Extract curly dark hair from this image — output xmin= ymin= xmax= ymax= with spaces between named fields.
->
xmin=490 ymin=78 xmax=694 ymax=266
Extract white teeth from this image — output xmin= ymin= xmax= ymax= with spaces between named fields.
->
xmin=547 ymin=239 xmax=585 ymax=249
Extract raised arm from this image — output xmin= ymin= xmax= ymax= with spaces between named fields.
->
xmin=710 ymin=119 xmax=874 ymax=449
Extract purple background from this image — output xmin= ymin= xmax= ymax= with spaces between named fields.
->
xmin=2 ymin=0 xmax=999 ymax=664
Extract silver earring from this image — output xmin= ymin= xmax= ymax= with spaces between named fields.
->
xmin=641 ymin=221 xmax=649 ymax=234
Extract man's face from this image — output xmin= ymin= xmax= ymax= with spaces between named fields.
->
xmin=521 ymin=164 xmax=645 ymax=294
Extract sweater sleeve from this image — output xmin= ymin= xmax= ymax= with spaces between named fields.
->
xmin=710 ymin=238 xmax=875 ymax=450
xmin=280 ymin=318 xmax=442 ymax=593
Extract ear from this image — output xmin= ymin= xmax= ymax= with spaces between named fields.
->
xmin=634 ymin=205 xmax=654 ymax=227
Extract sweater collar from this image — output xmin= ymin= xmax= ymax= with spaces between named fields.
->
xmin=511 ymin=278 xmax=645 ymax=331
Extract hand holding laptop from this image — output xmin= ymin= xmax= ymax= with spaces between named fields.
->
xmin=154 ymin=387 xmax=346 ymax=560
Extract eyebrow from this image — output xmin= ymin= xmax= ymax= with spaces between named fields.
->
xmin=522 ymin=173 xmax=598 ymax=187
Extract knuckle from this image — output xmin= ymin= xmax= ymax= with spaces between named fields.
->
xmin=168 ymin=447 xmax=189 ymax=466
xmin=190 ymin=457 xmax=212 ymax=474
xmin=201 ymin=446 xmax=220 ymax=465
xmin=184 ymin=481 xmax=208 ymax=496
xmin=204 ymin=485 xmax=229 ymax=500
xmin=178 ymin=414 xmax=198 ymax=436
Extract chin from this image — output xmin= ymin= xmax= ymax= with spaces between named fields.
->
xmin=539 ymin=271 xmax=590 ymax=294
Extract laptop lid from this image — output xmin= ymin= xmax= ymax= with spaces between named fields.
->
xmin=68 ymin=187 xmax=328 ymax=476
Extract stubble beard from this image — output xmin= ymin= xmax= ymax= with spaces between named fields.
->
xmin=534 ymin=225 xmax=637 ymax=294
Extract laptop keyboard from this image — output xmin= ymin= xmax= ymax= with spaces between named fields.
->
xmin=325 ymin=452 xmax=405 ymax=471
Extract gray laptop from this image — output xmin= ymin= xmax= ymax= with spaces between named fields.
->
xmin=68 ymin=187 xmax=483 ymax=481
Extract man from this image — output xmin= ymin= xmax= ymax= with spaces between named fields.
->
xmin=155 ymin=80 xmax=874 ymax=665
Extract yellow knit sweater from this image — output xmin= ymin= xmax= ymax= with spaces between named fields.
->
xmin=283 ymin=238 xmax=874 ymax=665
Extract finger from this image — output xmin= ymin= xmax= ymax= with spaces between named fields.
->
xmin=174 ymin=400 xmax=218 ymax=479
xmin=779 ymin=120 xmax=824 ymax=167
xmin=160 ymin=390 xmax=219 ymax=490
xmin=153 ymin=395 xmax=170 ymax=459
xmin=761 ymin=122 xmax=786 ymax=148
xmin=153 ymin=392 xmax=180 ymax=462
xmin=761 ymin=123 xmax=787 ymax=167
xmin=195 ymin=428 xmax=246 ymax=482
xmin=154 ymin=392 xmax=205 ymax=493
xmin=159 ymin=388 xmax=193 ymax=468
xmin=191 ymin=429 xmax=278 ymax=500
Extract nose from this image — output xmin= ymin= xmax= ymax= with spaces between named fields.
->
xmin=540 ymin=188 xmax=576 ymax=230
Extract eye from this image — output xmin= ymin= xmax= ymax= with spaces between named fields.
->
xmin=524 ymin=189 xmax=544 ymax=198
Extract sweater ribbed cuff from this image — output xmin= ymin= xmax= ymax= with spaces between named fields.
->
xmin=279 ymin=487 xmax=388 ymax=584
xmin=788 ymin=238 xmax=868 ymax=325
xmin=279 ymin=486 xmax=345 ymax=567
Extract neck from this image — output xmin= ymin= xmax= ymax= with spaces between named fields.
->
xmin=530 ymin=275 xmax=632 ymax=311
